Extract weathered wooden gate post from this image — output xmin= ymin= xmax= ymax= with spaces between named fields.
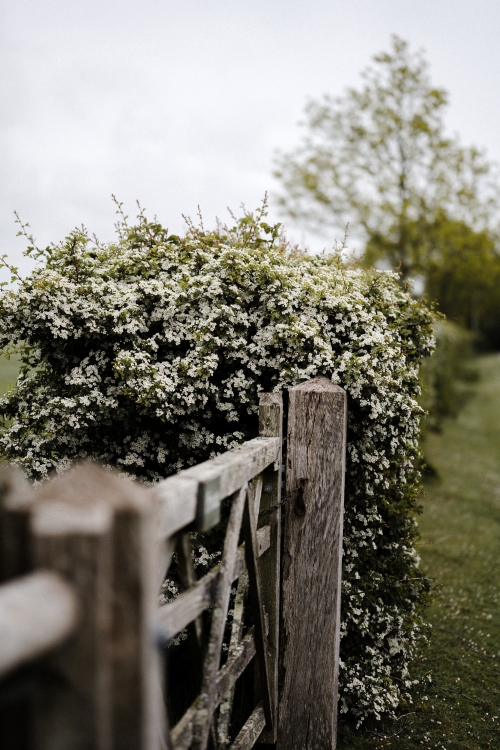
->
xmin=278 ymin=377 xmax=347 ymax=750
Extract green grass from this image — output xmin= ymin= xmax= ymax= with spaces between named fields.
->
xmin=338 ymin=354 xmax=500 ymax=749
xmin=0 ymin=353 xmax=21 ymax=397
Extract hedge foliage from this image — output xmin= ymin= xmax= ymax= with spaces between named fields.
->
xmin=419 ymin=320 xmax=477 ymax=437
xmin=0 ymin=205 xmax=435 ymax=723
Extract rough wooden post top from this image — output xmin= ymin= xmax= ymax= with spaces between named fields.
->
xmin=30 ymin=463 xmax=155 ymax=536
xmin=32 ymin=462 xmax=152 ymax=511
xmin=290 ymin=376 xmax=345 ymax=394
xmin=259 ymin=392 xmax=283 ymax=405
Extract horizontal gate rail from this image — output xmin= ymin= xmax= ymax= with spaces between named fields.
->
xmin=0 ymin=570 xmax=78 ymax=677
xmin=152 ymin=436 xmax=280 ymax=537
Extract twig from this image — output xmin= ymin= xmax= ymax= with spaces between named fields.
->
xmin=437 ymin=685 xmax=485 ymax=705
xmin=394 ymin=711 xmax=416 ymax=722
xmin=368 ymin=720 xmax=415 ymax=739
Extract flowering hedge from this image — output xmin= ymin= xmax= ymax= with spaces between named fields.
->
xmin=0 ymin=207 xmax=435 ymax=723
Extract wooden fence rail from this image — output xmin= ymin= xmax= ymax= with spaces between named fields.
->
xmin=0 ymin=379 xmax=346 ymax=750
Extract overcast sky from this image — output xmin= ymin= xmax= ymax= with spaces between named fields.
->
xmin=2 ymin=0 xmax=500 ymax=275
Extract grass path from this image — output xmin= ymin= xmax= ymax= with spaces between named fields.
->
xmin=339 ymin=354 xmax=500 ymax=748
xmin=0 ymin=354 xmax=21 ymax=397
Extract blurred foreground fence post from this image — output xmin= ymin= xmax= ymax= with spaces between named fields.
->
xmin=0 ymin=465 xmax=164 ymax=750
xmin=278 ymin=377 xmax=347 ymax=750
xmin=30 ymin=471 xmax=115 ymax=750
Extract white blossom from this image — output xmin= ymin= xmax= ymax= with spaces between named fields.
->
xmin=0 ymin=210 xmax=435 ymax=723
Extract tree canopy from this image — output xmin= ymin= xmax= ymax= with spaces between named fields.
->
xmin=275 ymin=36 xmax=499 ymax=280
xmin=423 ymin=218 xmax=500 ymax=345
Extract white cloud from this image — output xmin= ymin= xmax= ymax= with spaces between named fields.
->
xmin=2 ymin=0 xmax=500 ymax=275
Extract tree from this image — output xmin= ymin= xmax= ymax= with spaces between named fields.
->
xmin=423 ymin=218 xmax=500 ymax=345
xmin=275 ymin=36 xmax=499 ymax=279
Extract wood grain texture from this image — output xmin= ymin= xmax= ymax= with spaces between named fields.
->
xmin=229 ymin=703 xmax=266 ymax=750
xmin=151 ymin=437 xmax=278 ymax=538
xmin=249 ymin=473 xmax=263 ymax=525
xmin=179 ymin=438 xmax=279 ymax=521
xmin=218 ymin=570 xmax=248 ymax=745
xmin=214 ymin=626 xmax=256 ymax=708
xmin=242 ymin=493 xmax=273 ymax=730
xmin=278 ymin=377 xmax=347 ymax=750
xmin=191 ymin=486 xmax=247 ymax=750
xmin=257 ymin=392 xmax=282 ymax=744
xmin=156 ymin=525 xmax=270 ymax=641
xmin=170 ymin=628 xmax=257 ymax=750
xmin=259 ymin=393 xmax=283 ymax=472
xmin=152 ymin=475 xmax=198 ymax=539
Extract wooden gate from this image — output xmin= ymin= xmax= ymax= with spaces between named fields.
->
xmin=0 ymin=380 xmax=346 ymax=750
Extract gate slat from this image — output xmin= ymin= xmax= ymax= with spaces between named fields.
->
xmin=229 ymin=703 xmax=266 ymax=750
xmin=156 ymin=526 xmax=270 ymax=641
xmin=242 ymin=493 xmax=273 ymax=730
xmin=170 ymin=628 xmax=256 ymax=750
xmin=191 ymin=486 xmax=247 ymax=750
